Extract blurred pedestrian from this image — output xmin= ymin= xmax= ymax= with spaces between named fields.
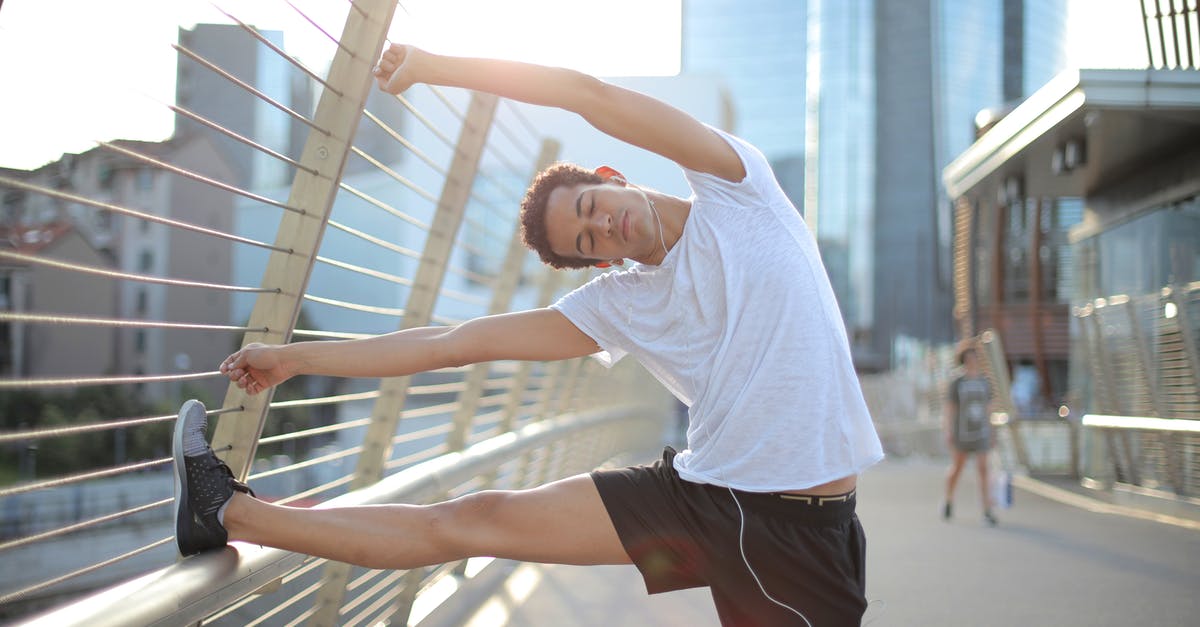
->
xmin=942 ymin=341 xmax=997 ymax=526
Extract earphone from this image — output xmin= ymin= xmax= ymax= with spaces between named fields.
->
xmin=612 ymin=168 xmax=866 ymax=625
xmin=727 ymin=487 xmax=814 ymax=626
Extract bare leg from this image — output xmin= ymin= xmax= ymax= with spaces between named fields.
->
xmin=944 ymin=449 xmax=968 ymax=505
xmin=976 ymin=452 xmax=992 ymax=512
xmin=222 ymin=474 xmax=631 ymax=570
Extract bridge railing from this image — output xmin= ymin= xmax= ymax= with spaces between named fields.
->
xmin=1073 ymin=282 xmax=1200 ymax=496
xmin=0 ymin=1 xmax=671 ymax=623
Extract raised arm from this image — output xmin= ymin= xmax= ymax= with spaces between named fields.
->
xmin=221 ymin=309 xmax=598 ymax=395
xmin=374 ymin=45 xmax=745 ymax=183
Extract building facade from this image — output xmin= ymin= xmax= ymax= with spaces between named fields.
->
xmin=944 ymin=68 xmax=1200 ymax=417
xmin=870 ymin=0 xmax=1066 ymax=368
xmin=685 ymin=1 xmax=1067 ymax=369
xmin=0 ymin=136 xmax=237 ymax=402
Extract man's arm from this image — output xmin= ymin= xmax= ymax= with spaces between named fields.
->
xmin=221 ymin=308 xmax=598 ymax=394
xmin=374 ymin=45 xmax=746 ymax=183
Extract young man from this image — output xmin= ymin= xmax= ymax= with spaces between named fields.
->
xmin=942 ymin=342 xmax=997 ymax=526
xmin=174 ymin=44 xmax=884 ymax=626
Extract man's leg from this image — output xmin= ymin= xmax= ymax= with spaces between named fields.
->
xmin=175 ymin=399 xmax=630 ymax=568
xmin=222 ymin=474 xmax=631 ymax=570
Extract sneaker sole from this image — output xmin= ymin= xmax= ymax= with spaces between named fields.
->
xmin=172 ymin=399 xmax=204 ymax=556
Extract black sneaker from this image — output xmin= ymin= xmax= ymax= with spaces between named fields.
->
xmin=984 ymin=510 xmax=998 ymax=527
xmin=942 ymin=502 xmax=952 ymax=520
xmin=173 ymin=399 xmax=254 ymax=556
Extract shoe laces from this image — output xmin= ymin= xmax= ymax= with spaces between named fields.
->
xmin=200 ymin=453 xmax=255 ymax=496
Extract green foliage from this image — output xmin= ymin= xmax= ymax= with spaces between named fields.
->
xmin=0 ymin=387 xmax=170 ymax=485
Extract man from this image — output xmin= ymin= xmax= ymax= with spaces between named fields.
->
xmin=942 ymin=342 xmax=998 ymax=526
xmin=174 ymin=44 xmax=883 ymax=626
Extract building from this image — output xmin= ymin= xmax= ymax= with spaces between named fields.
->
xmin=877 ymin=0 xmax=1068 ymax=370
xmin=176 ymin=24 xmax=316 ymax=191
xmin=943 ymin=68 xmax=1200 ymax=415
xmin=1 ymin=135 xmax=237 ymax=401
xmin=804 ymin=0 xmax=877 ymax=361
xmin=678 ymin=1 xmax=1071 ymax=369
xmin=177 ymin=24 xmax=411 ymax=192
xmin=682 ymin=0 xmax=807 ymax=161
xmin=0 ymin=222 xmax=118 ymax=378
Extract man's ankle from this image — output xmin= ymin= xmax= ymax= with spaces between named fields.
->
xmin=221 ymin=491 xmax=249 ymax=536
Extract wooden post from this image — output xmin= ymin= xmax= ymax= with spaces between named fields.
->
xmin=952 ymin=196 xmax=975 ymax=339
xmin=211 ymin=0 xmax=399 ymax=479
xmin=445 ymin=139 xmax=560 ymax=452
xmin=979 ymin=330 xmax=1031 ymax=470
xmin=311 ymin=91 xmax=498 ymax=627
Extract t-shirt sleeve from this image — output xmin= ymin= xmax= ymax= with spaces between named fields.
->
xmin=681 ymin=126 xmax=781 ymax=208
xmin=549 ymin=273 xmax=629 ymax=368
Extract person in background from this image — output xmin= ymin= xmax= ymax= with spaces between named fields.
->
xmin=943 ymin=341 xmax=997 ymax=526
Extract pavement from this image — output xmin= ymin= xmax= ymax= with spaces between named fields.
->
xmin=427 ymin=457 xmax=1200 ymax=626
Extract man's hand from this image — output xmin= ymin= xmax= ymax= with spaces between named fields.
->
xmin=375 ymin=43 xmax=418 ymax=94
xmin=220 ymin=343 xmax=294 ymax=396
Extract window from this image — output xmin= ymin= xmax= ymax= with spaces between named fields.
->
xmin=139 ymin=250 xmax=154 ymax=273
xmin=98 ymin=163 xmax=115 ymax=190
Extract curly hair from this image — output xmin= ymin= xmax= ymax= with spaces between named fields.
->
xmin=519 ymin=163 xmax=603 ymax=269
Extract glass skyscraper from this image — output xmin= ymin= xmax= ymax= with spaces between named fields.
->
xmin=682 ymin=0 xmax=1068 ymax=368
xmin=682 ymin=0 xmax=807 ymax=161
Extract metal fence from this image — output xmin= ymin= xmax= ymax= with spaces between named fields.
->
xmin=1074 ymin=282 xmax=1200 ymax=496
xmin=1141 ymin=0 xmax=1200 ymax=70
xmin=0 ymin=1 xmax=670 ymax=624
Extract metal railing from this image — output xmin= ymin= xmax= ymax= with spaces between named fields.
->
xmin=0 ymin=1 xmax=672 ymax=623
xmin=1080 ymin=414 xmax=1200 ymax=496
xmin=1141 ymin=0 xmax=1200 ymax=70
xmin=20 ymin=406 xmax=664 ymax=627
xmin=1074 ymin=282 xmax=1200 ymax=495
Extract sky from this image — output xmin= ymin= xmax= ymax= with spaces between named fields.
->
xmin=0 ymin=0 xmax=1147 ymax=171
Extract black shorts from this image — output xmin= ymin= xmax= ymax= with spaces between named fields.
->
xmin=591 ymin=448 xmax=867 ymax=627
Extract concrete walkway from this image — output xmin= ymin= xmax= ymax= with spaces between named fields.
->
xmin=439 ymin=458 xmax=1200 ymax=626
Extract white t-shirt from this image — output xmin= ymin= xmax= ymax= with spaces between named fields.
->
xmin=551 ymin=128 xmax=884 ymax=492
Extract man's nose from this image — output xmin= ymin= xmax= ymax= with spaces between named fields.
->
xmin=590 ymin=211 xmax=611 ymax=235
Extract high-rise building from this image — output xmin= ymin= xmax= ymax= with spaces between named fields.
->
xmin=646 ymin=2 xmax=1069 ymax=370
xmin=867 ymin=0 xmax=1066 ymax=367
xmin=804 ymin=0 xmax=877 ymax=359
xmin=177 ymin=25 xmax=310 ymax=190
xmin=682 ymin=0 xmax=807 ymax=161
xmin=681 ymin=0 xmax=808 ymax=214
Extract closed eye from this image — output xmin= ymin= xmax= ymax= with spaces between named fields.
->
xmin=574 ymin=191 xmax=598 ymax=256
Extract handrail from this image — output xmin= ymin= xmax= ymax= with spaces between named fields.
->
xmin=18 ymin=404 xmax=658 ymax=627
xmin=1082 ymin=414 xmax=1200 ymax=433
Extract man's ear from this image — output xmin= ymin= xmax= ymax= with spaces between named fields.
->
xmin=594 ymin=166 xmax=627 ymax=187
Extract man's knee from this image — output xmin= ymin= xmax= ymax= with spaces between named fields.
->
xmin=434 ymin=490 xmax=520 ymax=552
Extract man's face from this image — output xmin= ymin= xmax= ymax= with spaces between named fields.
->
xmin=542 ymin=182 xmax=660 ymax=265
